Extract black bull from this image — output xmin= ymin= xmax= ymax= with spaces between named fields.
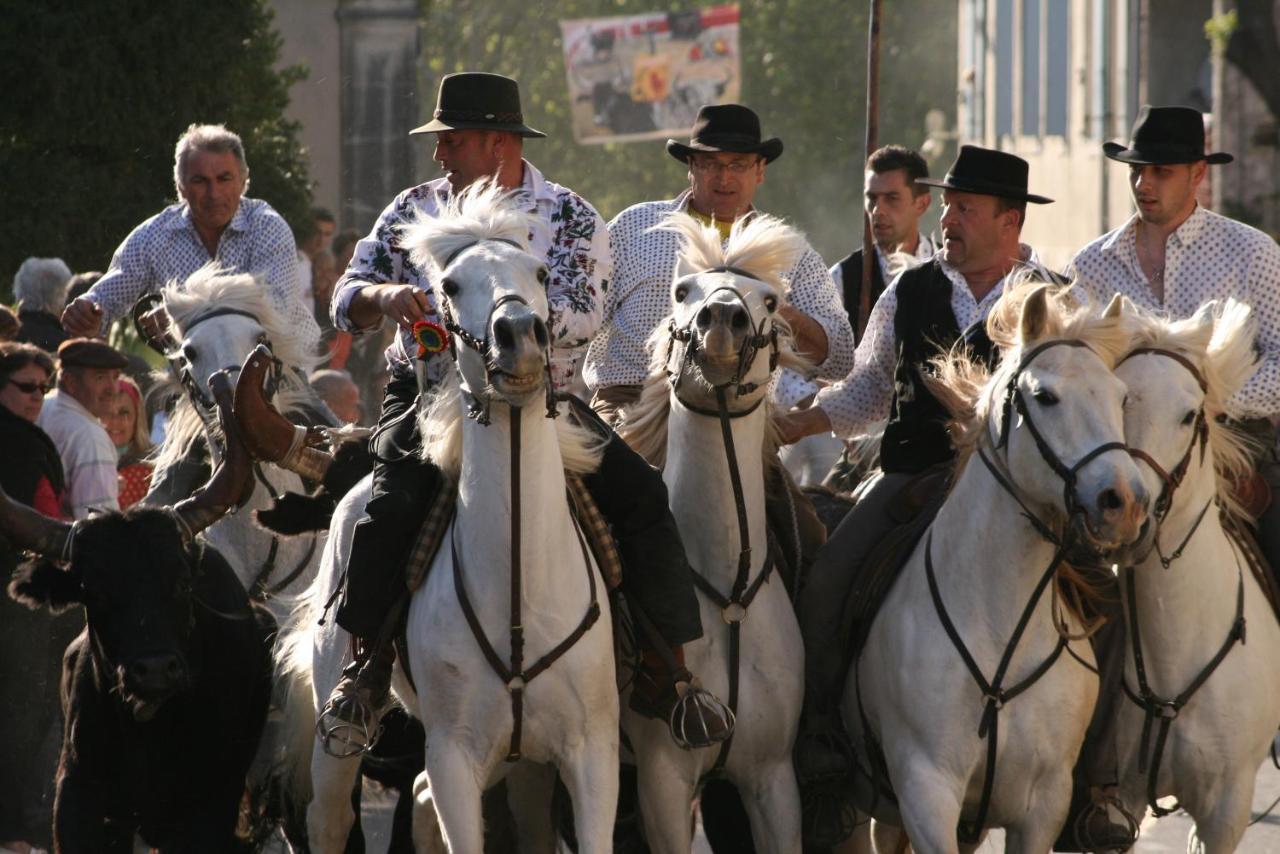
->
xmin=8 ymin=508 xmax=275 ymax=853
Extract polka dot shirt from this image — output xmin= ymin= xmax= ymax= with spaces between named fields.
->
xmin=1068 ymin=206 xmax=1280 ymax=417
xmin=87 ymin=198 xmax=319 ymax=351
xmin=583 ymin=192 xmax=855 ymax=392
xmin=815 ymin=245 xmax=1052 ymax=439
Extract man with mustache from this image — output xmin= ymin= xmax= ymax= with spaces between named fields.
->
xmin=774 ymin=146 xmax=1060 ymax=839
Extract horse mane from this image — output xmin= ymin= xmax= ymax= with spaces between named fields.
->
xmin=399 ymin=178 xmax=543 ymax=284
xmin=1122 ymin=298 xmax=1258 ymax=521
xmin=152 ymin=264 xmax=317 ymax=477
xmin=615 ymin=212 xmax=814 ymax=467
xmin=416 ymin=369 xmax=607 ymax=479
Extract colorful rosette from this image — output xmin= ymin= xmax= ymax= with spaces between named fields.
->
xmin=412 ymin=319 xmax=450 ymax=358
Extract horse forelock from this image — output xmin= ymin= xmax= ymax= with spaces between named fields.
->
xmin=161 ymin=263 xmax=314 ymax=373
xmin=398 ymin=180 xmax=541 ymax=291
xmin=659 ymin=210 xmax=807 ymax=292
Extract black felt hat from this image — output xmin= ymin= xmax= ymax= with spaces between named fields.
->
xmin=666 ymin=104 xmax=783 ymax=164
xmin=916 ymin=145 xmax=1053 ymax=204
xmin=410 ymin=72 xmax=546 ymax=139
xmin=1103 ymin=105 xmax=1232 ymax=165
xmin=57 ymin=338 xmax=129 ymax=370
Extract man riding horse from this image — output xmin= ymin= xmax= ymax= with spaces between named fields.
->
xmin=319 ymin=72 xmax=732 ymax=749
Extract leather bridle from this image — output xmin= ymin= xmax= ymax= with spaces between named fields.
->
xmin=435 ymin=238 xmax=558 ymax=424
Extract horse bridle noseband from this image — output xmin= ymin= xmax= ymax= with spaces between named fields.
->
xmin=435 ymin=238 xmax=558 ymax=425
xmin=663 ymin=271 xmax=780 ymax=418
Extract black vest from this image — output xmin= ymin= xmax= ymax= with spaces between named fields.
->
xmin=836 ymin=248 xmax=886 ymax=337
xmin=880 ymin=258 xmax=962 ymax=474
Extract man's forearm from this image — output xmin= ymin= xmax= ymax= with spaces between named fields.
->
xmin=343 ymin=284 xmax=386 ymax=331
xmin=781 ymin=306 xmax=829 ymax=366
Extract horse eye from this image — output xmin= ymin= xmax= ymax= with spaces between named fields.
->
xmin=536 ymin=266 xmax=549 ymax=284
xmin=182 ymin=344 xmax=196 ymax=362
xmin=1032 ymin=387 xmax=1059 ymax=406
xmin=442 ymin=278 xmax=459 ymax=297
xmin=255 ymin=331 xmax=268 ymax=345
xmin=764 ymin=295 xmax=778 ymax=312
xmin=1181 ymin=410 xmax=1197 ymax=426
xmin=674 ymin=285 xmax=688 ymax=303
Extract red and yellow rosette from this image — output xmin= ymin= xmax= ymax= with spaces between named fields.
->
xmin=412 ymin=319 xmax=450 ymax=359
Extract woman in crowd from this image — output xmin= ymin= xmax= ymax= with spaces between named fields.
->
xmin=0 ymin=341 xmax=71 ymax=854
xmin=103 ymin=375 xmax=153 ymax=509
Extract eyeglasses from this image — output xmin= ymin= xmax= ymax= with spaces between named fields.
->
xmin=689 ymin=157 xmax=761 ymax=175
xmin=4 ymin=379 xmax=51 ymax=395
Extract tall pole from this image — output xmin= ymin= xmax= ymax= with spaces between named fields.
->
xmin=857 ymin=0 xmax=882 ymax=341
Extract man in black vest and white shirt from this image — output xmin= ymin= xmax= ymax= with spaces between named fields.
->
xmin=776 ymin=145 xmax=1058 ymax=798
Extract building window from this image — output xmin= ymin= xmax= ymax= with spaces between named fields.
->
xmin=1021 ymin=0 xmax=1042 ymax=136
xmin=1046 ymin=0 xmax=1069 ymax=136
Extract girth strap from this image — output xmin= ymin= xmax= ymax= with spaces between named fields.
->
xmin=925 ymin=530 xmax=1071 ymax=842
xmin=1120 ymin=541 xmax=1245 ymax=817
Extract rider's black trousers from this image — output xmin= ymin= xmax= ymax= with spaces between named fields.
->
xmin=334 ymin=373 xmax=704 ymax=649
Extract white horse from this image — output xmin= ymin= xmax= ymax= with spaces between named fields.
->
xmin=271 ymin=183 xmax=618 ymax=852
xmin=1114 ymin=299 xmax=1280 ymax=853
xmin=147 ymin=265 xmax=326 ymax=621
xmin=848 ymin=283 xmax=1151 ymax=854
xmin=617 ymin=212 xmax=808 ymax=852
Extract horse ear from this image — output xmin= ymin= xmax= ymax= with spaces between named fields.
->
xmin=1019 ymin=285 xmax=1051 ymax=342
xmin=1102 ymin=293 xmax=1124 ymax=319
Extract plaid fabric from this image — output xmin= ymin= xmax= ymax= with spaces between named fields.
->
xmin=405 ymin=482 xmax=458 ymax=592
xmin=567 ymin=475 xmax=624 ymax=591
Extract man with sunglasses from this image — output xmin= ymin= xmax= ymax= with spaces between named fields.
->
xmin=36 ymin=338 xmax=129 ymax=518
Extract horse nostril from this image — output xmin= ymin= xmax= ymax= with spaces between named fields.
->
xmin=696 ymin=306 xmax=713 ymax=330
xmin=493 ymin=317 xmax=515 ymax=350
xmin=532 ymin=317 xmax=549 ymax=348
xmin=1098 ymin=488 xmax=1124 ymax=512
xmin=730 ymin=306 xmax=748 ymax=330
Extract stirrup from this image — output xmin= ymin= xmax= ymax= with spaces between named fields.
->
xmin=316 ymin=690 xmax=384 ymax=759
xmin=669 ymin=677 xmax=735 ymax=749
xmin=1072 ymin=794 xmax=1140 ymax=853
xmin=800 ymin=778 xmax=860 ymax=848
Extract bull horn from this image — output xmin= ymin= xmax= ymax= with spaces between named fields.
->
xmin=174 ymin=370 xmax=255 ymax=538
xmin=0 ymin=484 xmax=72 ymax=559
xmin=233 ymin=344 xmax=335 ymax=482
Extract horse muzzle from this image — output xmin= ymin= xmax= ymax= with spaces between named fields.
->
xmin=692 ymin=301 xmax=753 ymax=386
xmin=1077 ymin=478 xmax=1150 ymax=550
xmin=488 ymin=311 xmax=549 ymax=405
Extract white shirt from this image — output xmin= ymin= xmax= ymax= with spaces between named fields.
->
xmin=815 ymin=245 xmax=1052 ymax=439
xmin=829 ymin=232 xmax=937 ymax=294
xmin=583 ymin=191 xmax=855 ymax=391
xmin=37 ymin=390 xmax=120 ymax=519
xmin=332 ymin=160 xmax=610 ymax=388
xmin=1068 ymin=205 xmax=1280 ymax=418
xmin=87 ymin=197 xmax=319 ymax=351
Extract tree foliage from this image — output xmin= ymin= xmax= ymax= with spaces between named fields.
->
xmin=0 ymin=0 xmax=312 ymax=303
xmin=419 ymin=0 xmax=956 ymax=261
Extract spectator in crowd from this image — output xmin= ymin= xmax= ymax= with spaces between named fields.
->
xmin=65 ymin=271 xmax=103 ymax=306
xmin=13 ymin=256 xmax=72 ymax=353
xmin=104 ymin=375 xmax=153 ymax=509
xmin=296 ymin=206 xmax=337 ymax=301
xmin=37 ymin=338 xmax=128 ymax=518
xmin=61 ymin=123 xmax=318 ymax=353
xmin=332 ymin=228 xmax=360 ymax=272
xmin=0 ymin=341 xmax=70 ymax=854
xmin=311 ymin=249 xmax=339 ymax=334
xmin=0 ymin=306 xmax=18 ymax=341
xmin=309 ymin=368 xmax=361 ymax=424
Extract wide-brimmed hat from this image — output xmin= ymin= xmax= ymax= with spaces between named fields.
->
xmin=410 ymin=72 xmax=546 ymax=139
xmin=666 ymin=104 xmax=783 ymax=165
xmin=57 ymin=338 xmax=129 ymax=370
xmin=916 ymin=145 xmax=1053 ymax=204
xmin=1103 ymin=105 xmax=1232 ymax=165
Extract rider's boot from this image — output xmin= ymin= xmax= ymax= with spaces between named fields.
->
xmin=630 ymin=644 xmax=733 ymax=749
xmin=316 ymin=635 xmax=397 ymax=758
xmin=1056 ymin=786 xmax=1140 ymax=853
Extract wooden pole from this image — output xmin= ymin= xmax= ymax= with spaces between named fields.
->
xmin=857 ymin=0 xmax=883 ymax=341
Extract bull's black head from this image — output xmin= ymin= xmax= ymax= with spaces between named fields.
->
xmin=9 ymin=507 xmax=206 ymax=722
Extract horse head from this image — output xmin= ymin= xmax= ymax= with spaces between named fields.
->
xmin=981 ymin=282 xmax=1151 ymax=551
xmin=403 ymin=181 xmax=552 ymax=418
xmin=1115 ymin=298 xmax=1258 ymax=554
xmin=659 ymin=211 xmax=808 ymax=415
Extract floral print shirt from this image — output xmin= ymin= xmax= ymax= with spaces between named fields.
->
xmin=332 ymin=160 xmax=610 ymax=387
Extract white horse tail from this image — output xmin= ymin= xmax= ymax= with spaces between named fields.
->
xmin=272 ymin=582 xmax=324 ymax=810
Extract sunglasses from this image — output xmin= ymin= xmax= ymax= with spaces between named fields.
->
xmin=5 ymin=379 xmax=51 ymax=395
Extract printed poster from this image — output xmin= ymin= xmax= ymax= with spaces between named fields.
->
xmin=560 ymin=5 xmax=742 ymax=144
